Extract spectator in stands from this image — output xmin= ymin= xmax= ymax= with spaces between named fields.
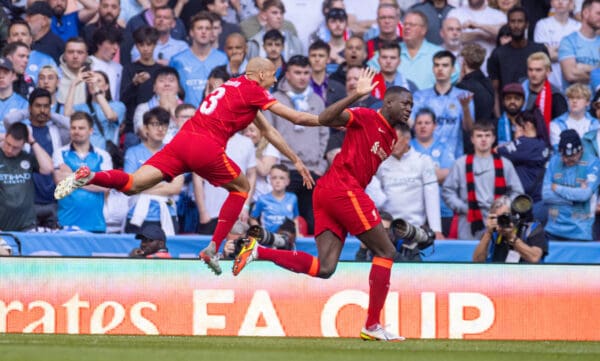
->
xmin=65 ymin=70 xmax=126 ymax=152
xmin=371 ymin=41 xmax=414 ymax=100
xmin=206 ymin=11 xmax=223 ymax=51
xmin=549 ymin=83 xmax=599 ymax=149
xmin=53 ymin=111 xmax=111 ymax=232
xmin=250 ymin=164 xmax=299 ymax=234
xmin=318 ymin=7 xmax=349 ymax=68
xmin=126 ymin=0 xmax=186 ymax=41
xmin=447 ymin=0 xmax=505 ymax=74
xmin=534 ymin=0 xmax=581 ymax=89
xmin=37 ymin=65 xmax=62 ymax=113
xmin=240 ymin=0 xmax=298 ymax=40
xmin=169 ymin=12 xmax=227 ymax=107
xmin=265 ymin=55 xmax=328 ymax=234
xmin=146 ymin=6 xmax=189 ymax=66
xmin=48 ymin=0 xmax=98 ymax=42
xmin=559 ymin=0 xmax=600 ymax=90
xmin=411 ymin=0 xmax=454 ymax=45
xmin=26 ymin=1 xmax=65 ymax=64
xmin=309 ymin=0 xmax=359 ymax=46
xmin=7 ymin=20 xmax=57 ymax=84
xmin=133 ymin=67 xmax=183 ymax=140
xmin=213 ymin=32 xmax=248 ymax=78
xmin=89 ymin=26 xmax=123 ymax=102
xmin=121 ymin=26 xmax=165 ymax=132
xmin=329 ymin=35 xmax=367 ymax=85
xmin=308 ymin=40 xmax=346 ymax=106
xmin=442 ymin=121 xmax=524 ymax=240
xmin=3 ymin=42 xmax=35 ymax=98
xmin=411 ymin=108 xmax=456 ymax=236
xmin=488 ymin=6 xmax=549 ymax=118
xmin=3 ymin=89 xmax=67 ymax=229
xmin=473 ymin=195 xmax=548 ymax=263
xmin=456 ymin=43 xmax=494 ymax=153
xmin=130 ymin=223 xmax=172 ymax=258
xmin=522 ymin=52 xmax=569 ymax=130
xmin=497 ymin=109 xmax=551 ymax=223
xmin=0 ymin=122 xmax=53 ymax=231
xmin=194 ymin=128 xmax=256 ymax=233
xmin=543 ymin=129 xmax=600 ymax=241
xmin=260 ymin=30 xmax=286 ymax=90
xmin=57 ymin=37 xmax=88 ymax=106
xmin=246 ymin=0 xmax=304 ymax=61
xmin=0 ymin=58 xmax=28 ymax=136
xmin=399 ymin=10 xmax=444 ymax=90
xmin=205 ymin=0 xmax=242 ymax=50
xmin=411 ymin=50 xmax=474 ymax=159
xmin=488 ymin=0 xmax=520 ymax=14
xmin=81 ymin=0 xmax=124 ymax=54
xmin=439 ymin=17 xmax=463 ymax=62
xmin=363 ymin=0 xmax=404 ymax=42
xmin=242 ymin=121 xmax=281 ymax=202
xmin=124 ymin=107 xmax=184 ymax=235
xmin=496 ymin=82 xmax=525 ymax=144
xmin=367 ymin=122 xmax=444 ymax=239
xmin=366 ymin=3 xmax=403 ymax=63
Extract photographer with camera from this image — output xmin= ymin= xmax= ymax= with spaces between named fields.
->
xmin=473 ymin=195 xmax=548 ymax=263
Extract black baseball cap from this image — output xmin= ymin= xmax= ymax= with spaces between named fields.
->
xmin=26 ymin=1 xmax=54 ymax=18
xmin=326 ymin=8 xmax=348 ymax=21
xmin=558 ymin=129 xmax=582 ymax=156
xmin=135 ymin=224 xmax=166 ymax=242
xmin=0 ymin=57 xmax=14 ymax=72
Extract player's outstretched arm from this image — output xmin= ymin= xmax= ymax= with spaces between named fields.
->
xmin=318 ymin=68 xmax=378 ymax=127
xmin=268 ymin=102 xmax=320 ymax=126
xmin=254 ymin=112 xmax=316 ymax=189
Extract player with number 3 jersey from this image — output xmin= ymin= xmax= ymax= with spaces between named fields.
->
xmin=54 ymin=58 xmax=318 ymax=275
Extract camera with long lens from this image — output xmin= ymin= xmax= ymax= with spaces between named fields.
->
xmin=390 ymin=219 xmax=435 ymax=261
xmin=246 ymin=225 xmax=291 ymax=249
xmin=496 ymin=194 xmax=534 ymax=238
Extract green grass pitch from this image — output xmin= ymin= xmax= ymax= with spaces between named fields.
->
xmin=2 ymin=334 xmax=600 ymax=361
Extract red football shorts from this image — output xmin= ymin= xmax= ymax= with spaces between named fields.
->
xmin=313 ymin=185 xmax=381 ymax=242
xmin=145 ymin=130 xmax=241 ymax=186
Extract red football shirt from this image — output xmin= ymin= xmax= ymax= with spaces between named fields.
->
xmin=182 ymin=75 xmax=277 ymax=147
xmin=319 ymin=107 xmax=398 ymax=190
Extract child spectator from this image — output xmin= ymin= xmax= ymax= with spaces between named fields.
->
xmin=250 ymin=164 xmax=299 ymax=235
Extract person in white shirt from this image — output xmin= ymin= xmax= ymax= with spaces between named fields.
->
xmin=89 ymin=27 xmax=123 ymax=102
xmin=534 ymin=0 xmax=581 ymax=88
xmin=366 ymin=121 xmax=444 ymax=239
xmin=446 ymin=0 xmax=506 ymax=74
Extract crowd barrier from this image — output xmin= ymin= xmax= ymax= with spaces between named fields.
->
xmin=0 ymin=258 xmax=598 ymax=340
xmin=1 ymin=232 xmax=600 ymax=263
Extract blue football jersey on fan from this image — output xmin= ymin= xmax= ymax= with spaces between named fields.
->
xmin=27 ymin=50 xmax=57 ymax=83
xmin=0 ymin=94 xmax=28 ymax=133
xmin=411 ymin=87 xmax=474 ymax=159
xmin=169 ymin=48 xmax=228 ymax=107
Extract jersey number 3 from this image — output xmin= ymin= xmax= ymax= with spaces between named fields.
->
xmin=200 ymin=87 xmax=226 ymax=115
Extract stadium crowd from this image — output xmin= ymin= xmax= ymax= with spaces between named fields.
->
xmin=1 ymin=0 xmax=600 ymax=262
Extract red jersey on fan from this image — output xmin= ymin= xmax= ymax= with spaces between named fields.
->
xmin=318 ymin=107 xmax=397 ymax=191
xmin=182 ymin=75 xmax=277 ymax=147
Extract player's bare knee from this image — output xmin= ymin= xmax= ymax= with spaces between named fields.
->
xmin=317 ymin=264 xmax=337 ymax=279
xmin=371 ymin=246 xmax=396 ymax=260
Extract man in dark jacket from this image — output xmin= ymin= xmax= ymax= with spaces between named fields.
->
xmin=456 ymin=42 xmax=494 ymax=154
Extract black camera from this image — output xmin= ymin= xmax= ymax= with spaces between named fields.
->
xmin=496 ymin=194 xmax=534 ymax=237
xmin=391 ymin=218 xmax=436 ymax=251
xmin=246 ymin=225 xmax=285 ymax=247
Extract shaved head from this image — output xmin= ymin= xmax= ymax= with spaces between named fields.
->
xmin=246 ymin=57 xmax=274 ymax=74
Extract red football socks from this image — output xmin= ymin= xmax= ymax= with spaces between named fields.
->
xmin=90 ymin=170 xmax=133 ymax=192
xmin=257 ymin=247 xmax=320 ymax=276
xmin=365 ymin=256 xmax=393 ymax=329
xmin=212 ymin=191 xmax=248 ymax=251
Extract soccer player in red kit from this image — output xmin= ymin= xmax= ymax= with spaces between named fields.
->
xmin=54 ymin=58 xmax=316 ymax=275
xmin=233 ymin=68 xmax=414 ymax=341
